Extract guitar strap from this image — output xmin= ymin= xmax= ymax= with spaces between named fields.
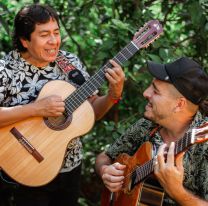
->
xmin=55 ymin=54 xmax=77 ymax=73
xmin=149 ymin=125 xmax=161 ymax=138
xmin=55 ymin=53 xmax=86 ymax=86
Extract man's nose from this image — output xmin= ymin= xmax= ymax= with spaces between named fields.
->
xmin=48 ymin=35 xmax=57 ymax=44
xmin=143 ymin=86 xmax=151 ymax=99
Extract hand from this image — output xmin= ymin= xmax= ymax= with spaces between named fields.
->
xmin=154 ymin=142 xmax=185 ymax=199
xmin=105 ymin=60 xmax=125 ymax=99
xmin=101 ymin=162 xmax=126 ymax=192
xmin=33 ymin=95 xmax=65 ymax=117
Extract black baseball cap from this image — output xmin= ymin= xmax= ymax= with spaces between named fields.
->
xmin=147 ymin=57 xmax=208 ymax=105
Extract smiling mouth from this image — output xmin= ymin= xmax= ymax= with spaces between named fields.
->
xmin=145 ymin=102 xmax=153 ymax=110
xmin=46 ymin=49 xmax=57 ymax=54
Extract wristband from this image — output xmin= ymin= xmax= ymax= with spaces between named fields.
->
xmin=109 ymin=96 xmax=122 ymax=104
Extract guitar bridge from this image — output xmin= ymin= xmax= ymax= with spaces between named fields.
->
xmin=10 ymin=127 xmax=44 ymax=163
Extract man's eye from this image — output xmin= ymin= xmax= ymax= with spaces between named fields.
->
xmin=40 ymin=34 xmax=48 ymax=37
xmin=54 ymin=32 xmax=60 ymax=36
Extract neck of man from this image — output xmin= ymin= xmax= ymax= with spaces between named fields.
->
xmin=20 ymin=51 xmax=49 ymax=68
xmin=159 ymin=113 xmax=196 ymax=144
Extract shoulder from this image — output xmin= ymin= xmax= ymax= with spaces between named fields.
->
xmin=0 ymin=50 xmax=20 ymax=70
xmin=59 ymin=50 xmax=82 ymax=65
xmin=0 ymin=51 xmax=15 ymax=78
xmin=193 ymin=111 xmax=208 ymax=126
xmin=129 ymin=117 xmax=157 ymax=136
xmin=0 ymin=52 xmax=10 ymax=69
xmin=187 ymin=112 xmax=208 ymax=157
xmin=0 ymin=59 xmax=6 ymax=70
xmin=105 ymin=118 xmax=156 ymax=159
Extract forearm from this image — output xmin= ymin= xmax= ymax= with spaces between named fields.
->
xmin=95 ymin=152 xmax=113 ymax=177
xmin=0 ymin=103 xmax=36 ymax=127
xmin=90 ymin=94 xmax=117 ymax=120
xmin=172 ymin=186 xmax=208 ymax=206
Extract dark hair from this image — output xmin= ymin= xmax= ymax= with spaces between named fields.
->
xmin=199 ymin=99 xmax=208 ymax=116
xmin=12 ymin=4 xmax=60 ymax=52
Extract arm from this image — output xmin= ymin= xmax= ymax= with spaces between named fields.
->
xmin=0 ymin=95 xmax=65 ymax=127
xmin=89 ymin=59 xmax=125 ymax=120
xmin=95 ymin=119 xmax=150 ymax=192
xmin=0 ymin=59 xmax=124 ymax=126
xmin=154 ymin=142 xmax=208 ymax=206
xmin=95 ymin=151 xmax=126 ymax=192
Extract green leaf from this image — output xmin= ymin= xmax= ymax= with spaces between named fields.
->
xmin=147 ymin=54 xmax=162 ymax=63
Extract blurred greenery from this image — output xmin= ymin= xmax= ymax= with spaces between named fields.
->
xmin=0 ymin=0 xmax=208 ymax=205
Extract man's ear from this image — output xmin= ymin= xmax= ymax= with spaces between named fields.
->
xmin=20 ymin=38 xmax=28 ymax=49
xmin=174 ymin=97 xmax=187 ymax=112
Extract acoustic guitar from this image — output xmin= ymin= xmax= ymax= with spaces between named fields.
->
xmin=101 ymin=123 xmax=208 ymax=206
xmin=0 ymin=20 xmax=163 ymax=187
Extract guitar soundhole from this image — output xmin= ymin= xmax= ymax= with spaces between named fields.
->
xmin=44 ymin=113 xmax=72 ymax=131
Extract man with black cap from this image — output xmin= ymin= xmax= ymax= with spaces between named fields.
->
xmin=95 ymin=57 xmax=208 ymax=205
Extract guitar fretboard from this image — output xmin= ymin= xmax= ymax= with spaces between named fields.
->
xmin=131 ymin=131 xmax=193 ymax=188
xmin=64 ymin=41 xmax=139 ymax=115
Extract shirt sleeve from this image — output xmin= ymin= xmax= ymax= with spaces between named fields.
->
xmin=195 ymin=143 xmax=208 ymax=200
xmin=105 ymin=118 xmax=153 ymax=160
xmin=183 ymin=122 xmax=208 ymax=201
xmin=192 ymin=117 xmax=208 ymax=200
xmin=0 ymin=60 xmax=10 ymax=106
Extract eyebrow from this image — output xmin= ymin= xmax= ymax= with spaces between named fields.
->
xmin=39 ymin=28 xmax=60 ymax=33
xmin=152 ymin=81 xmax=160 ymax=93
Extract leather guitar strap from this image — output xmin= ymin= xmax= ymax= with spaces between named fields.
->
xmin=149 ymin=125 xmax=161 ymax=138
xmin=55 ymin=53 xmax=77 ymax=74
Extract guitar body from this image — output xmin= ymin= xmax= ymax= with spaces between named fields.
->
xmin=0 ymin=80 xmax=95 ymax=187
xmin=101 ymin=142 xmax=164 ymax=206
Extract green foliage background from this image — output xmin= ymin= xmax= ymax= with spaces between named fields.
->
xmin=0 ymin=0 xmax=208 ymax=205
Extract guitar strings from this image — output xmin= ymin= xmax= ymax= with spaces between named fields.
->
xmin=64 ymin=41 xmax=139 ymax=114
xmin=121 ymin=159 xmax=154 ymax=189
xmin=120 ymin=133 xmax=192 ymax=189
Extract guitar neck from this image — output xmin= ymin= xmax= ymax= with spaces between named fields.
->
xmin=131 ymin=131 xmax=194 ymax=188
xmin=64 ymin=41 xmax=139 ymax=114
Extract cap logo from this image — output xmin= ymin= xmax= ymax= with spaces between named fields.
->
xmin=165 ymin=76 xmax=170 ymax=81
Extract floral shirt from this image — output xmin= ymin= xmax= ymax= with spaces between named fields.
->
xmin=0 ymin=50 xmax=90 ymax=173
xmin=106 ymin=112 xmax=208 ymax=205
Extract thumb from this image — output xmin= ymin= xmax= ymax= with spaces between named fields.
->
xmin=113 ymin=162 xmax=126 ymax=170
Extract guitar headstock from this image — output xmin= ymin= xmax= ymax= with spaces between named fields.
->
xmin=133 ymin=20 xmax=163 ymax=49
xmin=192 ymin=122 xmax=208 ymax=143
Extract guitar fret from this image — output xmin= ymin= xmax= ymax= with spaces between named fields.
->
xmin=113 ymin=44 xmax=135 ymax=65
xmin=119 ymin=51 xmax=128 ymax=61
xmin=125 ymin=45 xmax=134 ymax=56
xmin=181 ymin=136 xmax=186 ymax=152
xmin=185 ymin=133 xmax=189 ymax=150
xmin=128 ymin=42 xmax=139 ymax=54
xmin=113 ymin=56 xmax=122 ymax=65
xmin=181 ymin=138 xmax=184 ymax=152
xmin=133 ymin=159 xmax=154 ymax=186
xmin=174 ymin=131 xmax=192 ymax=155
xmin=121 ymin=49 xmax=132 ymax=59
xmin=116 ymin=51 xmax=128 ymax=64
xmin=175 ymin=138 xmax=179 ymax=154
